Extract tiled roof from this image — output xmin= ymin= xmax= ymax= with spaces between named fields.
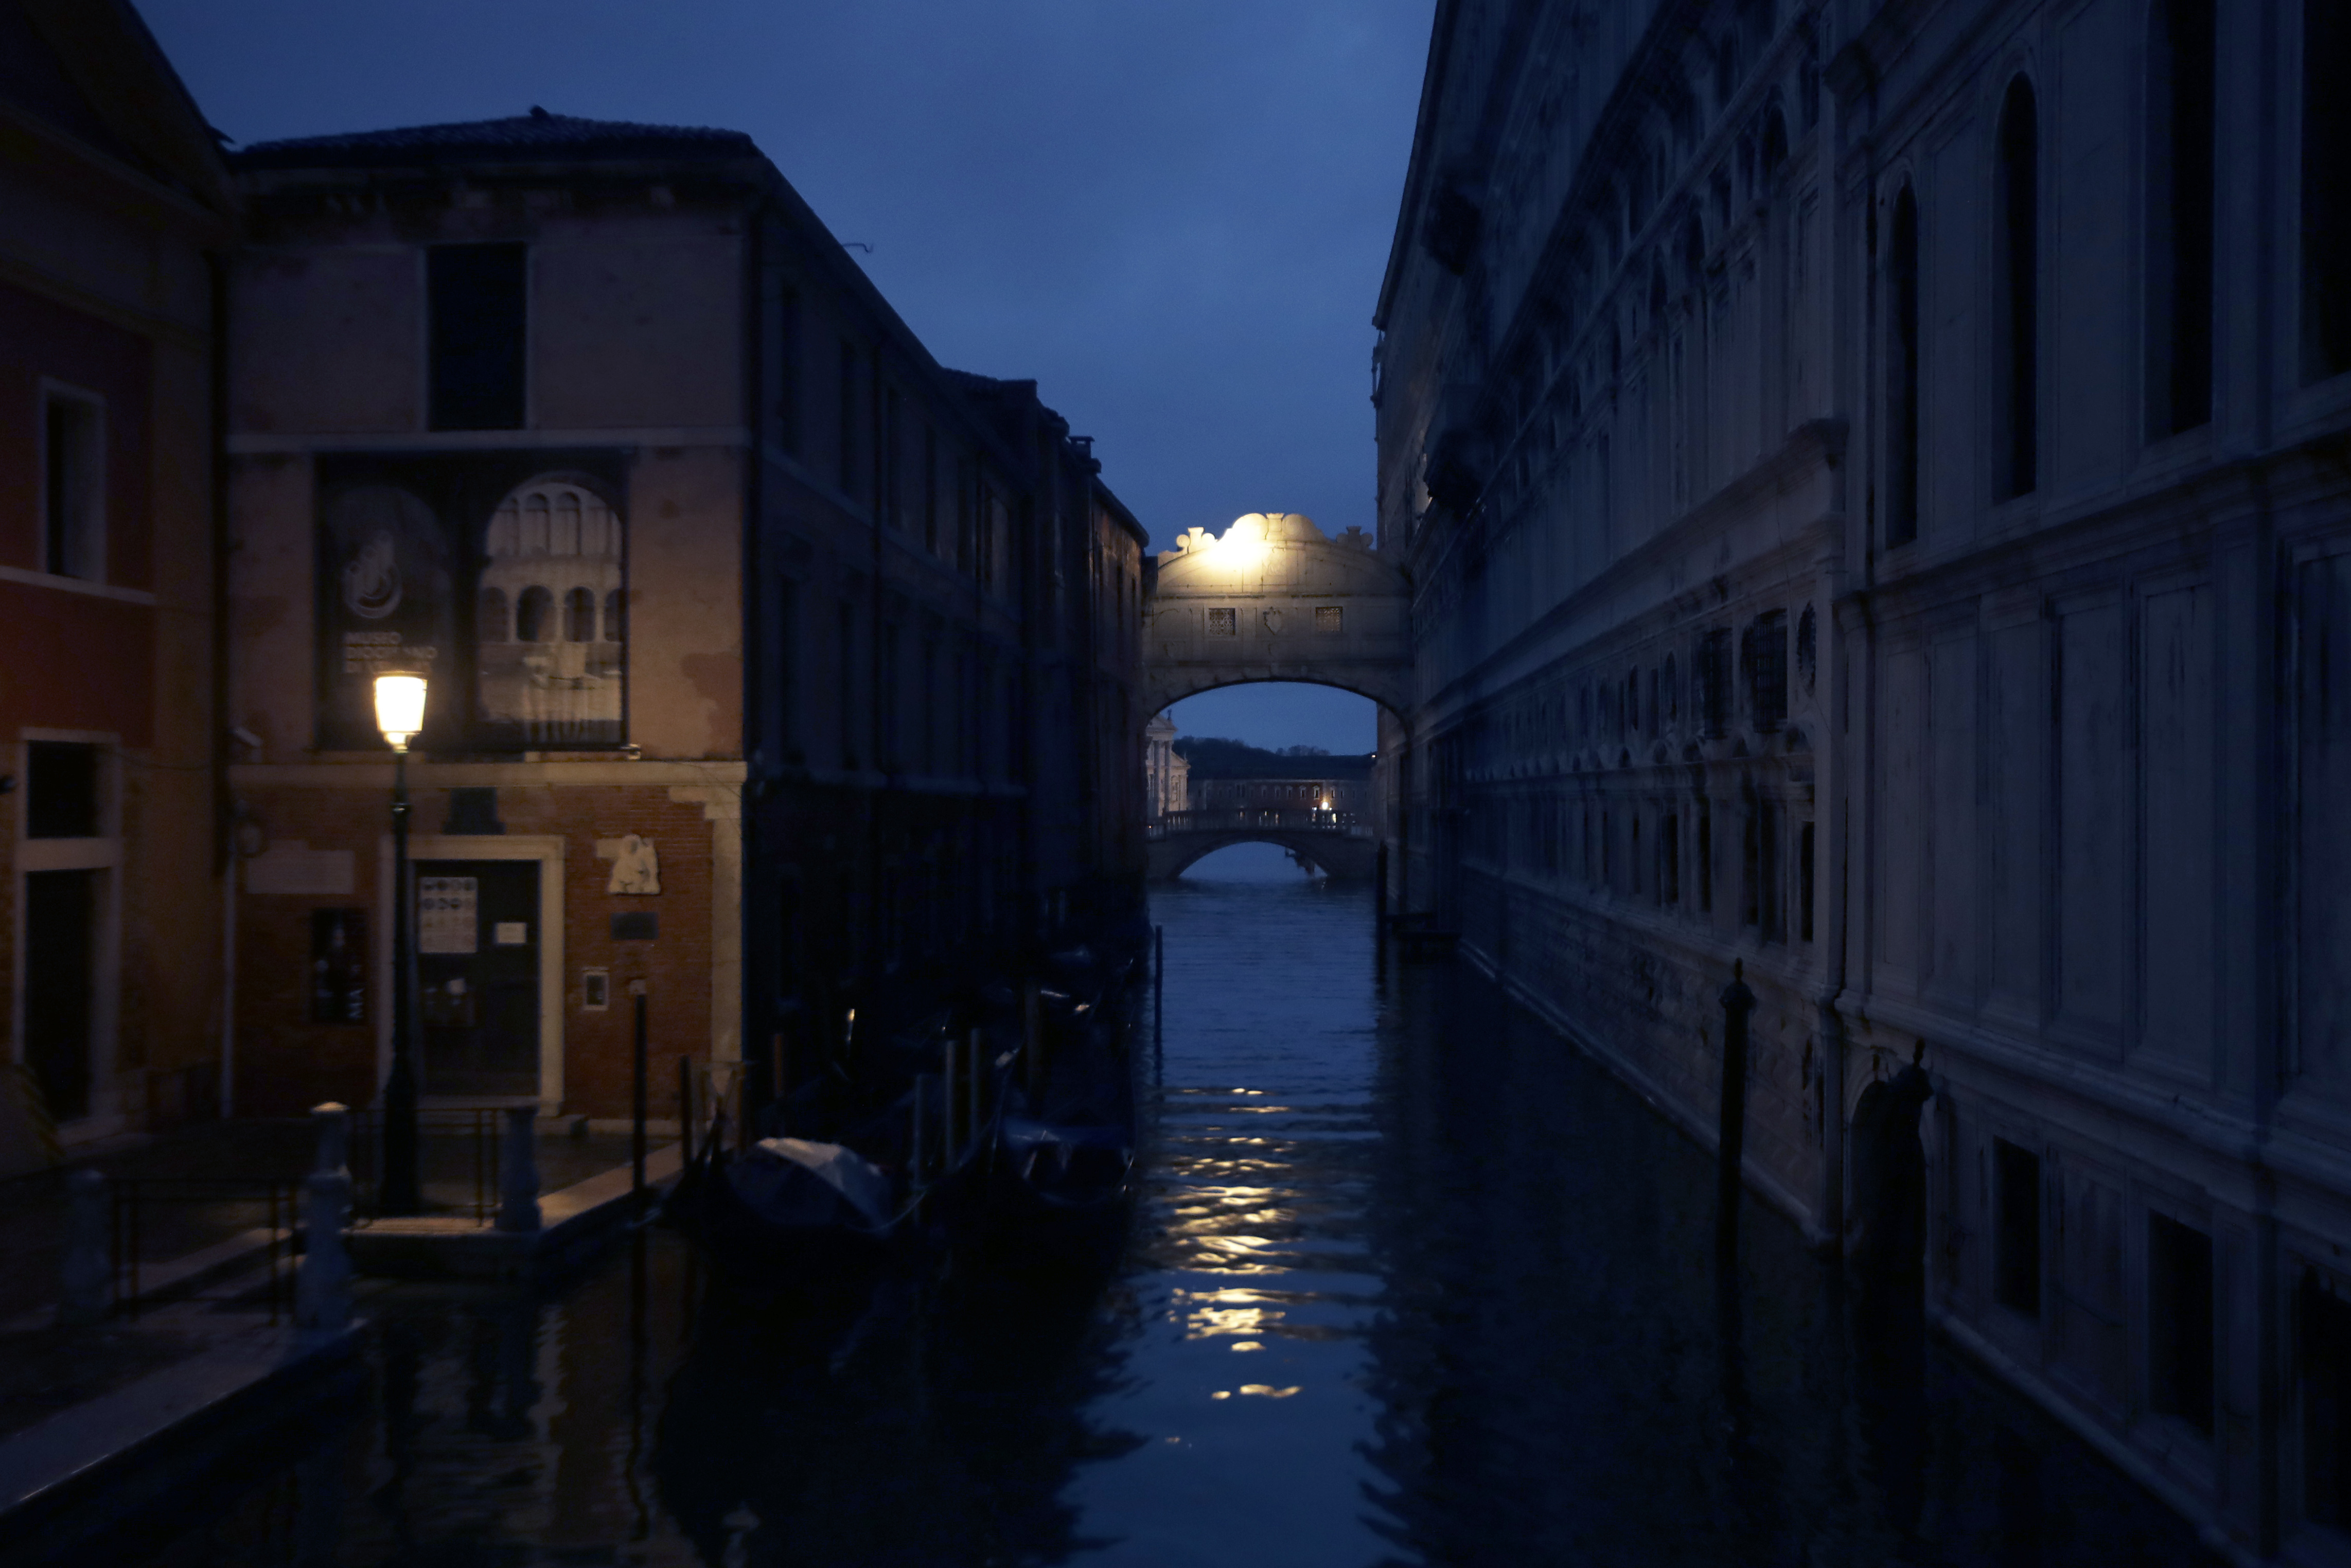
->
xmin=233 ymin=109 xmax=757 ymax=169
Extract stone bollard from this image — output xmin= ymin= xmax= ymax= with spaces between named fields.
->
xmin=297 ymin=1167 xmax=353 ymax=1335
xmin=497 ymin=1106 xmax=541 ymax=1234
xmin=311 ymin=1101 xmax=350 ymax=1176
xmin=58 ymin=1168 xmax=111 ymax=1326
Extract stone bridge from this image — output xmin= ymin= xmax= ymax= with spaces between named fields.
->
xmin=1142 ymin=513 xmax=1412 ymax=719
xmin=1145 ymin=809 xmax=1379 ymax=882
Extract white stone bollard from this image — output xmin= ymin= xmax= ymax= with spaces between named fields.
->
xmin=297 ymin=1168 xmax=353 ymax=1335
xmin=497 ymin=1106 xmax=541 ymax=1234
xmin=58 ymin=1168 xmax=111 ymax=1326
xmin=311 ymin=1101 xmax=350 ymax=1176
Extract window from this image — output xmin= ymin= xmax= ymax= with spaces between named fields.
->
xmin=838 ymin=340 xmax=860 ymax=496
xmin=1994 ymin=1138 xmax=2042 ymax=1317
xmin=774 ymin=578 xmax=798 ymax=748
xmin=2303 ymin=0 xmax=2351 ymax=382
xmin=26 ymin=742 xmax=101 ymax=839
xmin=924 ymin=427 xmax=940 ymax=552
xmin=2148 ymin=1213 xmax=2215 ymax=1434
xmin=1663 ymin=654 xmax=1678 ymax=722
xmin=603 ymin=590 xmax=625 ymax=643
xmin=1799 ymin=820 xmax=1816 ymax=942
xmin=40 ymin=388 xmax=103 ymax=580
xmin=1887 ymin=185 xmax=1922 ymax=544
xmin=428 ymin=244 xmax=526 ymax=431
xmin=1701 ymin=628 xmax=1733 ymax=736
xmin=564 ymin=588 xmax=595 ymax=643
xmin=1995 ymin=79 xmax=2040 ymax=498
xmin=2148 ymin=0 xmax=2217 ymax=432
xmin=1208 ymin=608 xmax=1238 ymax=638
xmin=1746 ymin=610 xmax=1789 ymax=730
xmin=1316 ymin=606 xmax=1344 ymax=635
xmin=2303 ymin=1274 xmax=2351 ymax=1528
xmin=1663 ymin=813 xmax=1680 ymax=903
xmin=838 ymin=602 xmax=859 ymax=768
xmin=1698 ymin=807 xmax=1713 ymax=912
xmin=883 ymin=387 xmax=904 ymax=528
xmin=516 ymin=587 xmax=554 ymax=642
xmin=774 ymin=284 xmax=802 ymax=456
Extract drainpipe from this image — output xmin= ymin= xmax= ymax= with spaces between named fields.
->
xmin=208 ymin=249 xmax=234 ymax=1119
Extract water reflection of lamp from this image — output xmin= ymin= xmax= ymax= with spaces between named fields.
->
xmin=374 ymin=671 xmax=427 ymax=1215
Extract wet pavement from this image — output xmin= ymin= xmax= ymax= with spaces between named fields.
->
xmin=122 ymin=852 xmax=2223 ymax=1565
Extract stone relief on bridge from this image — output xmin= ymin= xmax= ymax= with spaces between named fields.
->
xmin=1142 ymin=513 xmax=1411 ymax=716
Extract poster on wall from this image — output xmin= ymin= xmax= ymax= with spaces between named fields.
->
xmin=314 ymin=451 xmax=629 ymax=751
xmin=418 ymin=875 xmax=479 ymax=955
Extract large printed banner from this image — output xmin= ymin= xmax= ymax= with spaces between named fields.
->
xmin=313 ymin=450 xmax=629 ymax=751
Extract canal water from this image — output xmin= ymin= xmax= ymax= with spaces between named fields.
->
xmin=138 ymin=851 xmax=2222 ymax=1566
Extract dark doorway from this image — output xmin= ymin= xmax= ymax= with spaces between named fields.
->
xmin=416 ymin=860 xmax=541 ymax=1098
xmin=23 ymin=868 xmax=99 ymax=1121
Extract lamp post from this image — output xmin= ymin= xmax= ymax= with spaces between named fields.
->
xmin=374 ymin=672 xmax=427 ymax=1216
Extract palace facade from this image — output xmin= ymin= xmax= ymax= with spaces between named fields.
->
xmin=1376 ymin=0 xmax=2351 ymax=1554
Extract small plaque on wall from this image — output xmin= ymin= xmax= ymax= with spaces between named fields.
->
xmin=309 ymin=908 xmax=366 ymax=1024
xmin=612 ymin=912 xmax=657 ymax=942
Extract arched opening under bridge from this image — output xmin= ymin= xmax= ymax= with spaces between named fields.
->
xmin=1145 ymin=677 xmax=1382 ymax=883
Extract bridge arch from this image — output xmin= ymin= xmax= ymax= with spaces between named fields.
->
xmin=1142 ymin=514 xmax=1412 ymax=720
xmin=1146 ymin=824 xmax=1379 ymax=882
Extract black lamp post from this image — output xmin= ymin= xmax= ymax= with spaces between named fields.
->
xmin=375 ymin=671 xmax=427 ymax=1215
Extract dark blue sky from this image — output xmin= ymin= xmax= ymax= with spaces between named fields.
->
xmin=141 ymin=0 xmax=1428 ymax=753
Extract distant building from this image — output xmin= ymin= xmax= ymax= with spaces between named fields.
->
xmin=0 ymin=0 xmax=235 ymax=1152
xmin=220 ymin=110 xmax=1145 ymax=1121
xmin=1377 ymin=0 xmax=2351 ymax=1552
xmin=1142 ymin=713 xmax=1187 ymax=822
xmin=1178 ymin=742 xmax=1371 ymax=821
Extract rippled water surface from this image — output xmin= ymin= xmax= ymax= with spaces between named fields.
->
xmin=140 ymin=857 xmax=2224 ymax=1566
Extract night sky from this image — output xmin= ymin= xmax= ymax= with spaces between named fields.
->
xmin=142 ymin=0 xmax=1427 ymax=754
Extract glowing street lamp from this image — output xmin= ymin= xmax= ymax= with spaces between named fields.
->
xmin=374 ymin=670 xmax=427 ymax=1215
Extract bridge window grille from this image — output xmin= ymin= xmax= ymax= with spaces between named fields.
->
xmin=1207 ymin=607 xmax=1238 ymax=638
xmin=1315 ymin=605 xmax=1342 ymax=634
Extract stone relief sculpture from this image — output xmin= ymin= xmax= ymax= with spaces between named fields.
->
xmin=604 ymin=833 xmax=661 ymax=895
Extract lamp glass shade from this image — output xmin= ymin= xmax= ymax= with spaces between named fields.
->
xmin=374 ymin=673 xmax=428 ymax=747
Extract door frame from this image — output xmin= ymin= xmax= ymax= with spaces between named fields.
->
xmin=377 ymin=834 xmax=565 ymax=1111
xmin=13 ymin=729 xmax=122 ymax=1144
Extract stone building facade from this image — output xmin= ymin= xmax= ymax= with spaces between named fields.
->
xmin=221 ymin=112 xmax=1145 ymax=1123
xmin=1376 ymin=0 xmax=2351 ymax=1555
xmin=0 ymin=0 xmax=234 ymax=1157
xmin=1142 ymin=714 xmax=1188 ymax=822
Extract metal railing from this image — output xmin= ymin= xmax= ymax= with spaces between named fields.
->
xmin=346 ymin=1106 xmax=503 ymax=1224
xmin=1146 ymin=807 xmax=1370 ymax=839
xmin=110 ymin=1175 xmax=298 ymax=1323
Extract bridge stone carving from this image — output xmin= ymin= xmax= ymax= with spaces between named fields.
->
xmin=1142 ymin=513 xmax=1412 ymax=718
xmin=1145 ymin=810 xmax=1378 ymax=882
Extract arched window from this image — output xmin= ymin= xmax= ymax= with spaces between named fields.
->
xmin=478 ymin=587 xmax=509 ymax=643
xmin=564 ymin=588 xmax=596 ymax=643
xmin=2148 ymin=0 xmax=2216 ymax=431
xmin=516 ymin=586 xmax=554 ymax=642
xmin=1761 ymin=109 xmax=1789 ymax=190
xmin=552 ymin=490 xmax=582 ymax=556
xmin=1663 ymin=653 xmax=1680 ymax=721
xmin=1996 ymin=77 xmax=2040 ymax=498
xmin=521 ymin=492 xmax=551 ymax=555
xmin=1888 ymin=183 xmax=1922 ymax=545
xmin=604 ymin=589 xmax=624 ymax=643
